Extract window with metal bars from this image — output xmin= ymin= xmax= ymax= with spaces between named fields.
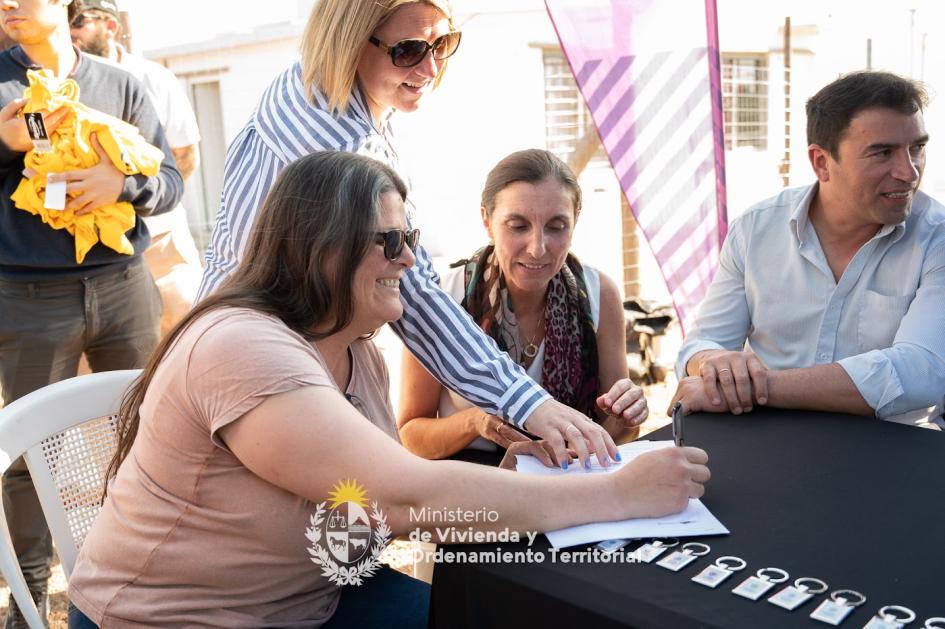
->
xmin=541 ymin=48 xmax=607 ymax=164
xmin=722 ymin=54 xmax=769 ymax=150
xmin=541 ymin=47 xmax=643 ymax=301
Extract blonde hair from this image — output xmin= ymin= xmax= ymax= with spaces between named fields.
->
xmin=300 ymin=0 xmax=454 ymax=115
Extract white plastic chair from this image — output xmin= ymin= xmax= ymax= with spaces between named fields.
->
xmin=0 ymin=369 xmax=140 ymax=629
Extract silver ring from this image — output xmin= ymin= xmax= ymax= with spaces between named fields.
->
xmin=565 ymin=424 xmax=582 ymax=434
xmin=757 ymin=567 xmax=789 ymax=583
xmin=924 ymin=618 xmax=945 ymax=629
xmin=879 ymin=606 xmax=916 ymax=624
xmin=794 ymin=577 xmax=828 ymax=594
xmin=714 ymin=556 xmax=746 ymax=571
xmin=830 ymin=589 xmax=866 ymax=607
xmin=681 ymin=542 xmax=710 ymax=556
xmin=650 ymin=537 xmax=679 ymax=549
xmin=718 ymin=368 xmax=732 ymax=374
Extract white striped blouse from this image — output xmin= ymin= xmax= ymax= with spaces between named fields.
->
xmin=196 ymin=62 xmax=549 ymax=426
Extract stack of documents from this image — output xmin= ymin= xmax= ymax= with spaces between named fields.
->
xmin=515 ymin=440 xmax=729 ymax=548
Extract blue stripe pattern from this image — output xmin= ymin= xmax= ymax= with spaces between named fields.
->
xmin=197 ymin=63 xmax=549 ymax=426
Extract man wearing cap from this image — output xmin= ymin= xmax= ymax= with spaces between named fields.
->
xmin=71 ymin=0 xmax=203 ymax=337
xmin=0 ymin=0 xmax=182 ymax=625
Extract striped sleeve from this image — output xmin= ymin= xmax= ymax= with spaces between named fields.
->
xmin=195 ymin=63 xmax=551 ymax=426
xmin=197 ymin=126 xmax=286 ymax=301
xmin=391 ymin=242 xmax=551 ymax=427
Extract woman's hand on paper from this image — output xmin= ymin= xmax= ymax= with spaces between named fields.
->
xmin=613 ymin=446 xmax=710 ymax=519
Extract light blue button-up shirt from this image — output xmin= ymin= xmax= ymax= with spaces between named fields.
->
xmin=677 ymin=183 xmax=945 ymax=427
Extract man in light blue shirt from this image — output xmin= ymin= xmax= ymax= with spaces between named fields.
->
xmin=671 ymin=71 xmax=945 ymax=428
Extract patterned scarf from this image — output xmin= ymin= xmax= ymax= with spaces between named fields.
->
xmin=455 ymin=245 xmax=600 ymax=419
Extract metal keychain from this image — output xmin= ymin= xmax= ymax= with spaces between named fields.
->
xmin=656 ymin=541 xmax=710 ymax=572
xmin=862 ymin=605 xmax=917 ymax=629
xmin=810 ymin=589 xmax=867 ymax=625
xmin=924 ymin=618 xmax=945 ymax=629
xmin=768 ymin=576 xmax=829 ymax=610
xmin=632 ymin=538 xmax=679 ymax=563
xmin=732 ymin=567 xmax=790 ymax=601
xmin=692 ymin=555 xmax=747 ymax=588
xmin=596 ymin=538 xmax=631 ymax=553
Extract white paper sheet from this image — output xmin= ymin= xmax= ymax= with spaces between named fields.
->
xmin=515 ymin=441 xmax=730 ymax=548
xmin=44 ymin=177 xmax=66 ymax=211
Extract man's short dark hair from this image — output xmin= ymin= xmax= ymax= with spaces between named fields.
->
xmin=806 ymin=71 xmax=928 ymax=159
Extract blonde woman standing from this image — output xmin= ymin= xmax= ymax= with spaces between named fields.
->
xmin=196 ymin=0 xmax=637 ymax=469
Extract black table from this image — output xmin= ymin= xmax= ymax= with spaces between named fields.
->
xmin=430 ymin=409 xmax=945 ymax=628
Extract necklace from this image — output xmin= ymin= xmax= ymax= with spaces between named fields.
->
xmin=520 ymin=314 xmax=545 ymax=363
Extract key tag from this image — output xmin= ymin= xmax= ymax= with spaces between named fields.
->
xmin=24 ymin=112 xmax=53 ymax=153
xmin=656 ymin=542 xmax=710 ymax=572
xmin=862 ymin=606 xmax=916 ymax=629
xmin=633 ymin=538 xmax=678 ymax=563
xmin=768 ymin=577 xmax=829 ymax=610
xmin=732 ymin=567 xmax=790 ymax=601
xmin=924 ymin=618 xmax=945 ymax=629
xmin=811 ymin=589 xmax=867 ymax=625
xmin=596 ymin=538 xmax=631 ymax=554
xmin=692 ymin=555 xmax=746 ymax=588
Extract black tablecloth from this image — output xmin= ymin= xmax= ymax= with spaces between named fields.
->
xmin=430 ymin=409 xmax=945 ymax=628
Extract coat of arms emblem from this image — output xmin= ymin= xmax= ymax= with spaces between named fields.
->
xmin=306 ymin=479 xmax=391 ymax=586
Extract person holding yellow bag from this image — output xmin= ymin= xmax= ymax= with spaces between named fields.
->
xmin=11 ymin=67 xmax=165 ymax=263
xmin=0 ymin=0 xmax=182 ymax=626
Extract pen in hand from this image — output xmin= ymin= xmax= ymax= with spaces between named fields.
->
xmin=672 ymin=401 xmax=684 ymax=447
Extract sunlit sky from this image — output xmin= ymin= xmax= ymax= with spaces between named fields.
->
xmin=122 ymin=0 xmax=304 ymax=52
xmin=118 ymin=0 xmax=943 ymax=126
xmin=121 ymin=0 xmax=945 ymax=158
xmin=123 ymin=0 xmax=944 ymax=75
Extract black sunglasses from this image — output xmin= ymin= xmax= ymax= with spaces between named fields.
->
xmin=368 ymin=31 xmax=462 ymax=68
xmin=374 ymin=229 xmax=419 ymax=261
xmin=71 ymin=12 xmax=109 ymax=28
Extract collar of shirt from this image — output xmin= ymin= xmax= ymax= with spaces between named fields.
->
xmin=350 ymin=80 xmax=396 ymax=134
xmin=252 ymin=62 xmax=391 ymax=166
xmin=10 ymin=44 xmax=84 ymax=77
xmin=300 ymin=64 xmax=393 ymax=138
xmin=789 ymin=181 xmax=906 ymax=249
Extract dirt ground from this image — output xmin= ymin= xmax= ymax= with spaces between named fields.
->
xmin=0 ymin=559 xmax=69 ymax=628
xmin=0 ymin=380 xmax=675 ymax=628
